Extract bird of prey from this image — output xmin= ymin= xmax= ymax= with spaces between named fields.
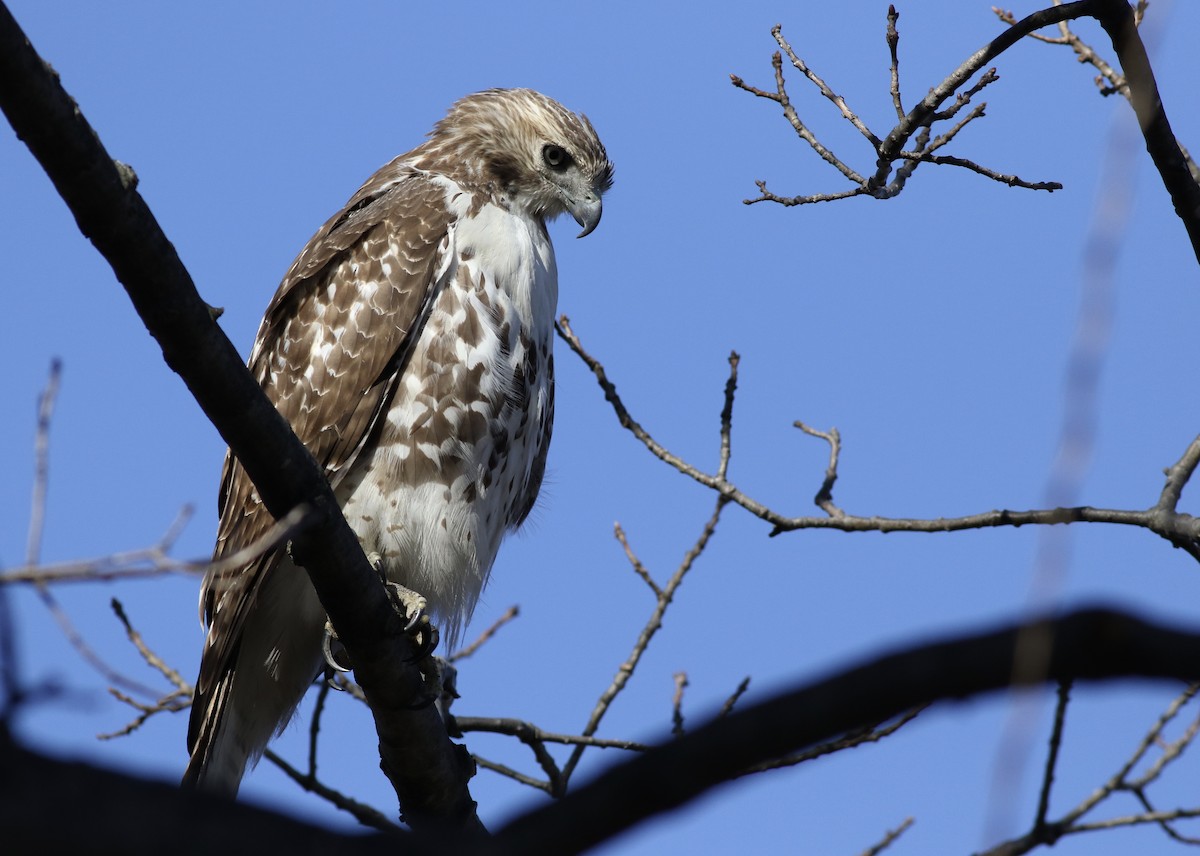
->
xmin=183 ymin=88 xmax=613 ymax=796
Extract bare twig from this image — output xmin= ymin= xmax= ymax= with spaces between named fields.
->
xmin=614 ymin=524 xmax=660 ymax=596
xmin=110 ymin=598 xmax=188 ymax=691
xmin=25 ymin=358 xmax=60 ymax=567
xmin=456 ymin=716 xmax=651 ymax=752
xmin=730 ymin=51 xmax=865 ymax=185
xmin=794 ymin=421 xmax=842 ymax=517
xmin=898 ymin=151 xmax=1063 ymax=191
xmin=99 ymin=599 xmax=192 ymax=738
xmin=859 ymin=816 xmax=915 ymax=856
xmin=560 ymin=491 xmax=730 ymax=788
xmin=449 ymin=605 xmax=520 ymax=663
xmin=559 ymin=317 xmax=1200 ymax=559
xmin=733 ymin=8 xmax=1071 ymax=206
xmin=981 ymin=682 xmax=1200 ymax=855
xmin=886 ymin=5 xmax=904 ymax=120
xmin=718 ymin=676 xmax=752 ymax=718
xmin=771 ymin=24 xmax=881 ymax=148
xmin=740 ymin=706 xmax=924 ymax=776
xmin=735 ymin=0 xmax=1200 ymax=250
xmin=671 ymin=672 xmax=688 ymax=737
xmin=1034 ymin=681 xmax=1072 ymax=830
xmin=1158 ymin=434 xmax=1200 ymax=513
xmin=1 ymin=503 xmax=315 ymax=585
xmin=473 ymin=754 xmax=553 ymax=793
xmin=98 ymin=686 xmax=190 ymax=740
xmin=263 ymin=748 xmax=399 ymax=831
xmin=718 ymin=352 xmax=738 ymax=480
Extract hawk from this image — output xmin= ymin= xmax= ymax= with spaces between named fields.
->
xmin=183 ymin=88 xmax=612 ymax=796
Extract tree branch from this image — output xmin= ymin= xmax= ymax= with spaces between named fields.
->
xmin=489 ymin=607 xmax=1200 ymax=856
xmin=559 ymin=317 xmax=1200 ymax=559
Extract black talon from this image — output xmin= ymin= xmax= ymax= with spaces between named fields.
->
xmin=405 ymin=620 xmax=440 ymax=662
xmin=322 ymin=621 xmax=352 ymax=673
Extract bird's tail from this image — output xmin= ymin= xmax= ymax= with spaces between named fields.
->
xmin=182 ymin=670 xmax=249 ymax=797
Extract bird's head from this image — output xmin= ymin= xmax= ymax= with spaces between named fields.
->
xmin=425 ymin=88 xmax=614 ymax=238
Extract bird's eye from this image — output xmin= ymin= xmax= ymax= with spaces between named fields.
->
xmin=543 ymin=144 xmax=572 ymax=171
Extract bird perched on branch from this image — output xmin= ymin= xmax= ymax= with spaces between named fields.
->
xmin=183 ymin=88 xmax=613 ymax=796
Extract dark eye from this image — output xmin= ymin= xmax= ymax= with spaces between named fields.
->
xmin=543 ymin=144 xmax=572 ymax=171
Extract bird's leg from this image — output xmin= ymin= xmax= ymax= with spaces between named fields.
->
xmin=369 ymin=552 xmax=440 ymax=660
xmin=321 ymin=552 xmax=439 ymax=686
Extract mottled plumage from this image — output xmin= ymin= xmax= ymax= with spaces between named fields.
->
xmin=183 ymin=89 xmax=612 ymax=796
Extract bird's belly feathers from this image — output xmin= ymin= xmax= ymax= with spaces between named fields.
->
xmin=336 ymin=254 xmax=553 ymax=646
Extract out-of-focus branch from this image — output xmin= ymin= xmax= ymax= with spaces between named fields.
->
xmin=0 ymin=504 xmax=315 ymax=585
xmin=0 ymin=5 xmax=479 ymax=834
xmin=487 ymin=608 xmax=1200 ymax=856
xmin=7 ymin=608 xmax=1200 ymax=855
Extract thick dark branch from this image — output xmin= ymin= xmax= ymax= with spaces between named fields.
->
xmin=7 ymin=605 xmax=1200 ymax=856
xmin=1090 ymin=0 xmax=1200 ymax=264
xmin=489 ymin=607 xmax=1200 ymax=856
xmin=0 ymin=4 xmax=480 ymax=833
xmin=0 ymin=726 xmax=412 ymax=856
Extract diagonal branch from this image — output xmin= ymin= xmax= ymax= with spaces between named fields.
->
xmin=0 ymin=4 xmax=480 ymax=834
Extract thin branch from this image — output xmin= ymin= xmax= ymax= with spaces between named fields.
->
xmin=472 ymin=755 xmax=552 ymax=793
xmin=110 ymin=598 xmax=188 ymax=691
xmin=886 ymin=5 xmax=904 ymax=120
xmin=559 ymin=317 xmax=1200 ymax=558
xmin=307 ymin=680 xmax=333 ymax=777
xmin=1158 ymin=434 xmax=1200 ymax=512
xmin=859 ymin=816 xmax=915 ymax=856
xmin=1034 ymin=681 xmax=1072 ymax=830
xmin=25 ymin=358 xmax=60 ymax=567
xmin=455 ymin=717 xmax=651 ymax=752
xmin=730 ymin=51 xmax=865 ymax=185
xmin=97 ymin=686 xmax=190 ymax=740
xmin=740 ymin=706 xmax=924 ymax=776
xmin=981 ymin=682 xmax=1200 ymax=855
xmin=771 ymin=24 xmax=882 ymax=149
xmin=671 ymin=672 xmax=688 ymax=737
xmin=560 ymin=493 xmax=730 ymax=786
xmin=263 ymin=748 xmax=399 ymax=832
xmin=718 ymin=677 xmax=751 ymax=718
xmin=794 ymin=421 xmax=842 ymax=517
xmin=614 ymin=523 xmax=660 ymax=596
xmin=448 ymin=605 xmax=520 ymax=663
xmin=898 ymin=151 xmax=1062 ymax=191
xmin=930 ymin=68 xmax=1000 ymax=122
xmin=0 ymin=504 xmax=314 ymax=585
xmin=717 ymin=352 xmax=738 ymax=481
xmin=743 ymin=183 xmax=869 ymax=207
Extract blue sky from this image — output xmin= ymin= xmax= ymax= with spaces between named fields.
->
xmin=2 ymin=1 xmax=1199 ymax=853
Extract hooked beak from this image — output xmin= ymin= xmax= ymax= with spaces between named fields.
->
xmin=570 ymin=193 xmax=603 ymax=238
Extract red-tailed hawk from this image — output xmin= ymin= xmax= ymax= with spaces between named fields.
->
xmin=183 ymin=88 xmax=613 ymax=795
